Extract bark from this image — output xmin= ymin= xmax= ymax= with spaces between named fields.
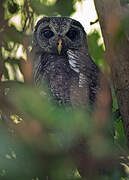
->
xmin=94 ymin=0 xmax=129 ymax=147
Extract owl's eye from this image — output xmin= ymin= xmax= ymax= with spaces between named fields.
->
xmin=66 ymin=29 xmax=78 ymax=41
xmin=43 ymin=30 xmax=54 ymax=39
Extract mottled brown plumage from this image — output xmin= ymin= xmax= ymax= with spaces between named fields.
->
xmin=32 ymin=17 xmax=100 ymax=107
xmin=32 ymin=17 xmax=113 ymax=179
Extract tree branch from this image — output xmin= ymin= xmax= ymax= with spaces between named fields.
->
xmin=94 ymin=0 xmax=129 ymax=147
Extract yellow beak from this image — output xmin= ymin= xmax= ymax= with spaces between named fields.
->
xmin=57 ymin=38 xmax=62 ymax=55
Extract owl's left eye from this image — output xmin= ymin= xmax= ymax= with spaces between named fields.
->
xmin=66 ymin=29 xmax=78 ymax=41
xmin=42 ymin=30 xmax=54 ymax=39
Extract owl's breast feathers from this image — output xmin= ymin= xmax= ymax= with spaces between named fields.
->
xmin=34 ymin=53 xmax=79 ymax=104
xmin=33 ymin=52 xmax=101 ymax=106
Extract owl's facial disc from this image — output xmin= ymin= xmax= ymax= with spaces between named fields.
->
xmin=34 ymin=17 xmax=87 ymax=55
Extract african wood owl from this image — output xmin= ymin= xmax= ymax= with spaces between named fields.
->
xmin=32 ymin=17 xmax=101 ymax=107
xmin=32 ymin=17 xmax=113 ymax=178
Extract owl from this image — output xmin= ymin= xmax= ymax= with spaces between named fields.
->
xmin=32 ymin=17 xmax=113 ymax=178
xmin=32 ymin=17 xmax=101 ymax=107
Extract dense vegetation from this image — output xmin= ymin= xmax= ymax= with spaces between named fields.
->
xmin=0 ymin=0 xmax=129 ymax=179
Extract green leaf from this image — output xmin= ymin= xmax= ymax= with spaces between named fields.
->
xmin=31 ymin=0 xmax=75 ymax=16
xmin=114 ymin=119 xmax=128 ymax=151
xmin=87 ymin=30 xmax=105 ymax=69
xmin=2 ymin=26 xmax=23 ymax=43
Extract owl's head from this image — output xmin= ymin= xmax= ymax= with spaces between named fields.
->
xmin=33 ymin=17 xmax=87 ymax=55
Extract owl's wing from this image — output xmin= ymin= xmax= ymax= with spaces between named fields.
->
xmin=67 ymin=50 xmax=80 ymax=73
xmin=67 ymin=49 xmax=101 ymax=104
xmin=67 ymin=49 xmax=95 ymax=73
xmin=67 ymin=49 xmax=113 ymax=108
xmin=67 ymin=49 xmax=98 ymax=87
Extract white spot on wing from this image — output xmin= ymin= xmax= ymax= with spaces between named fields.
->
xmin=69 ymin=59 xmax=80 ymax=73
xmin=79 ymin=73 xmax=86 ymax=87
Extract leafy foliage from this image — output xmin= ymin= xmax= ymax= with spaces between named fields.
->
xmin=0 ymin=0 xmax=129 ymax=180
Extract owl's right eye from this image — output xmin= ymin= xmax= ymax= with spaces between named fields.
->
xmin=42 ymin=30 xmax=54 ymax=39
